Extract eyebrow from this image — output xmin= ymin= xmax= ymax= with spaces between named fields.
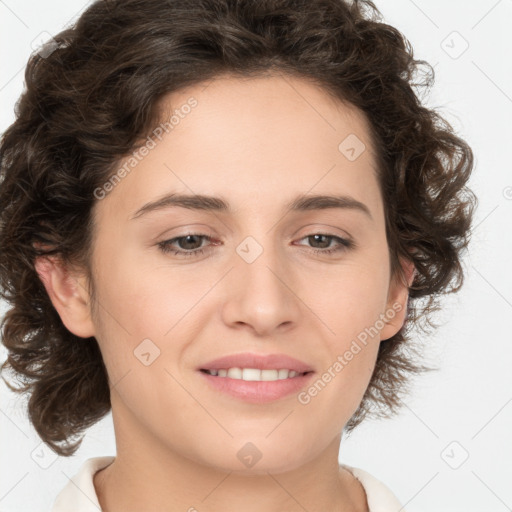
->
xmin=130 ymin=192 xmax=373 ymax=220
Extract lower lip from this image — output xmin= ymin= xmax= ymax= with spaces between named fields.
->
xmin=198 ymin=370 xmax=315 ymax=403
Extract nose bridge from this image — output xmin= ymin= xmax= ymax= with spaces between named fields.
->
xmin=221 ymin=230 xmax=300 ymax=333
xmin=237 ymin=233 xmax=286 ymax=294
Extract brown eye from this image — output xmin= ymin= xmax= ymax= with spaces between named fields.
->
xmin=158 ymin=234 xmax=214 ymax=257
xmin=295 ymin=234 xmax=354 ymax=255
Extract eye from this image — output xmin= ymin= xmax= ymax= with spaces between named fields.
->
xmin=157 ymin=232 xmax=354 ymax=258
xmin=294 ymin=234 xmax=354 ymax=255
xmin=157 ymin=234 xmax=216 ymax=258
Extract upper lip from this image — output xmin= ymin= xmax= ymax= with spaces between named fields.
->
xmin=198 ymin=352 xmax=314 ymax=373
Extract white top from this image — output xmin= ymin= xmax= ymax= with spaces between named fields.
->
xmin=50 ymin=456 xmax=407 ymax=512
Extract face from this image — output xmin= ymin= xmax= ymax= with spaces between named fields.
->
xmin=38 ymin=72 xmax=412 ymax=474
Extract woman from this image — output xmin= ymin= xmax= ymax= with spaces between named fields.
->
xmin=0 ymin=0 xmax=476 ymax=510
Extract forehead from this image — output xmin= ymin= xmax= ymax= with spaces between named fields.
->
xmin=157 ymin=72 xmax=376 ymax=159
xmin=95 ymin=73 xmax=382 ymax=224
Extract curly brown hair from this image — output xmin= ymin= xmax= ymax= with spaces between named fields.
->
xmin=0 ymin=0 xmax=477 ymax=457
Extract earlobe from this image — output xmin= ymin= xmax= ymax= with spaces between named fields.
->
xmin=34 ymin=254 xmax=96 ymax=339
xmin=380 ymin=257 xmax=416 ymax=341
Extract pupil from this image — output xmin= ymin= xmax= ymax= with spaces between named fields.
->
xmin=311 ymin=234 xmax=329 ymax=248
xmin=181 ymin=235 xmax=201 ymax=250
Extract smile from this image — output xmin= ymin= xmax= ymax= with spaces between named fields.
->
xmin=198 ymin=368 xmax=315 ymax=403
xmin=201 ymin=368 xmax=310 ymax=380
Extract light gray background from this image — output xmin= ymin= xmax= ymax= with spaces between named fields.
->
xmin=1 ymin=1 xmax=511 ymax=511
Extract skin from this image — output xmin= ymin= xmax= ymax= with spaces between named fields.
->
xmin=35 ymin=72 xmax=414 ymax=512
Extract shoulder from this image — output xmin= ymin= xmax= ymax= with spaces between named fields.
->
xmin=50 ymin=456 xmax=115 ymax=512
xmin=341 ymin=463 xmax=407 ymax=512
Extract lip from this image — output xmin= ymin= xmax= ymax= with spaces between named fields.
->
xmin=198 ymin=352 xmax=314 ymax=373
xmin=197 ymin=352 xmax=315 ymax=404
xmin=197 ymin=370 xmax=315 ymax=404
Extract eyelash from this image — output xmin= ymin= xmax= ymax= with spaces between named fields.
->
xmin=157 ymin=233 xmax=354 ymax=258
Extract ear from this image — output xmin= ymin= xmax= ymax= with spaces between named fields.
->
xmin=34 ymin=251 xmax=96 ymax=339
xmin=380 ymin=256 xmax=416 ymax=341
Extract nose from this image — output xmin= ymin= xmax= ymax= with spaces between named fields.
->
xmin=220 ymin=238 xmax=301 ymax=337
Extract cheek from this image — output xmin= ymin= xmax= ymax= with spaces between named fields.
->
xmin=306 ymin=261 xmax=390 ymax=340
xmin=93 ymin=241 xmax=204 ymax=336
xmin=89 ymin=247 xmax=214 ymax=391
xmin=302 ymin=262 xmax=389 ymax=405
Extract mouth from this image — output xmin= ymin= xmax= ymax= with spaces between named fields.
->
xmin=199 ymin=368 xmax=313 ymax=381
xmin=197 ymin=367 xmax=315 ymax=403
xmin=196 ymin=352 xmax=315 ymax=403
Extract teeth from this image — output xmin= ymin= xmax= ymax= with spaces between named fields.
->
xmin=227 ymin=367 xmax=243 ymax=379
xmin=205 ymin=368 xmax=304 ymax=381
xmin=278 ymin=368 xmax=290 ymax=379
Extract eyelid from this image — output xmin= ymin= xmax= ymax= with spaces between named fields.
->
xmin=292 ymin=223 xmax=353 ymax=240
xmin=157 ymin=226 xmax=353 ymax=246
xmin=157 ymin=231 xmax=355 ymax=258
